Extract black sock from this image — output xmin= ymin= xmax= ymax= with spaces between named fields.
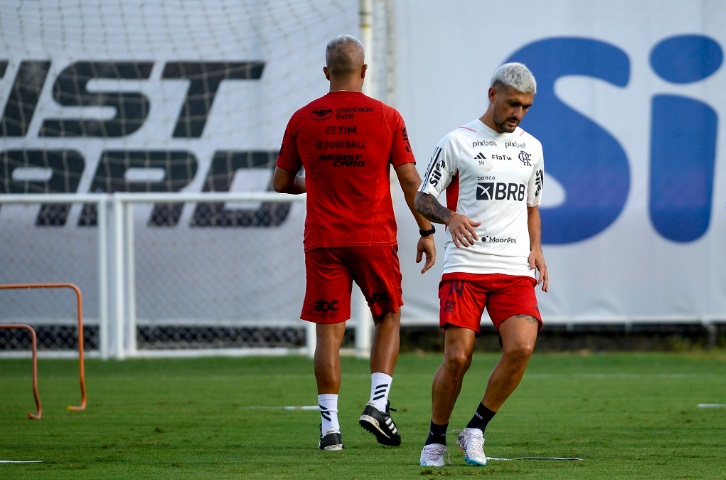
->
xmin=466 ymin=403 xmax=496 ymax=432
xmin=425 ymin=420 xmax=448 ymax=446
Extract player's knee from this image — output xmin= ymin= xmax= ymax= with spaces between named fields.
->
xmin=443 ymin=350 xmax=472 ymax=376
xmin=502 ymin=341 xmax=535 ymax=363
xmin=372 ymin=310 xmax=400 ymax=327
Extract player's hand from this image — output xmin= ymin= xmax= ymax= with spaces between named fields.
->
xmin=447 ymin=213 xmax=481 ymax=248
xmin=416 ymin=236 xmax=436 ymax=274
xmin=528 ymin=248 xmax=548 ymax=292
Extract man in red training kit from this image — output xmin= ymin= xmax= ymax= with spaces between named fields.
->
xmin=273 ymin=34 xmax=436 ymax=451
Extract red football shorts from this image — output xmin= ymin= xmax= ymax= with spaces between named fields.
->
xmin=438 ymin=272 xmax=542 ymax=333
xmin=301 ymin=246 xmax=404 ymax=324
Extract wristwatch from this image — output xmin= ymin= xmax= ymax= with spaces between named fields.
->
xmin=419 ymin=226 xmax=436 ymax=237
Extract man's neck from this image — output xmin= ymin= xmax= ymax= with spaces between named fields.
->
xmin=479 ymin=113 xmax=499 ymax=133
xmin=329 ymin=84 xmax=363 ymax=93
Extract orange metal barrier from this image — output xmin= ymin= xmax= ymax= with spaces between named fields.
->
xmin=1 ymin=283 xmax=87 ymax=418
xmin=0 ymin=324 xmax=41 ymax=419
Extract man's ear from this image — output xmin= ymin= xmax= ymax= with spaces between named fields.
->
xmin=360 ymin=64 xmax=368 ymax=79
xmin=323 ymin=66 xmax=330 ymax=80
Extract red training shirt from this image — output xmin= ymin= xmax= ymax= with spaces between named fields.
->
xmin=276 ymin=91 xmax=415 ymax=252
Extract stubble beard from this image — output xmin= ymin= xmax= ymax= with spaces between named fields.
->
xmin=493 ymin=112 xmax=517 ymax=133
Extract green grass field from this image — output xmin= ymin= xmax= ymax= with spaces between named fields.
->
xmin=1 ymin=351 xmax=725 ymax=479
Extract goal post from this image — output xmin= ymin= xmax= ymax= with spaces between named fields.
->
xmin=107 ymin=191 xmax=313 ymax=359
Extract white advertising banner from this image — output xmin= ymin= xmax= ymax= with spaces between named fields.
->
xmin=1 ymin=0 xmax=724 ymax=328
xmin=393 ymin=0 xmax=726 ymax=325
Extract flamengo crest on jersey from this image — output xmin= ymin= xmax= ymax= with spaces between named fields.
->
xmin=419 ymin=118 xmax=544 ymax=276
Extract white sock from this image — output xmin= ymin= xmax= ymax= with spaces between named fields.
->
xmin=370 ymin=372 xmax=393 ymax=411
xmin=318 ymin=394 xmax=340 ymax=434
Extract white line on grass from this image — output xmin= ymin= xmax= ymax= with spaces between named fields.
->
xmin=0 ymin=460 xmax=42 ymax=463
xmin=240 ymin=405 xmax=319 ymax=411
xmin=527 ymin=373 xmax=719 ymax=379
xmin=489 ymin=457 xmax=583 ymax=461
xmin=697 ymin=404 xmax=726 ymax=408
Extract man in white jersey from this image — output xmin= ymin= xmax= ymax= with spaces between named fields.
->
xmin=416 ymin=62 xmax=548 ymax=467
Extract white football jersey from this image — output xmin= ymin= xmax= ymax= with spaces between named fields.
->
xmin=419 ymin=118 xmax=544 ymax=276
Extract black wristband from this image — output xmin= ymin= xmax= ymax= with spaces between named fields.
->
xmin=419 ymin=226 xmax=436 ymax=237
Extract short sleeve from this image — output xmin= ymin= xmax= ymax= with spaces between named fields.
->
xmin=389 ymin=109 xmax=416 ymax=168
xmin=275 ymin=116 xmax=302 ymax=171
xmin=418 ymin=137 xmax=457 ymax=198
xmin=527 ymin=145 xmax=544 ymax=207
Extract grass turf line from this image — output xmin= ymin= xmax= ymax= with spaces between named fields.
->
xmin=0 ymin=352 xmax=725 ymax=479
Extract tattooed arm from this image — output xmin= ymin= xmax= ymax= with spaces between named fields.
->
xmin=414 ymin=192 xmax=455 ymax=225
xmin=414 ymin=192 xmax=481 ymax=248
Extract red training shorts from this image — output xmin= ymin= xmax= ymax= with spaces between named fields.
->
xmin=301 ymin=246 xmax=403 ymax=324
xmin=438 ymin=272 xmax=542 ymax=333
